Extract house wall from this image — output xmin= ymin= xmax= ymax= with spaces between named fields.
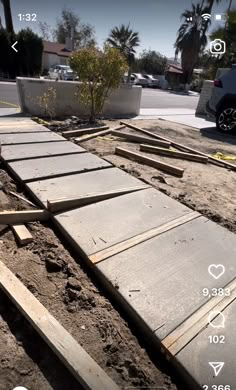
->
xmin=16 ymin=78 xmax=142 ymax=118
xmin=42 ymin=53 xmax=69 ymax=71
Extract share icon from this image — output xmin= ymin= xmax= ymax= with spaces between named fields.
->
xmin=209 ymin=362 xmax=224 ymax=377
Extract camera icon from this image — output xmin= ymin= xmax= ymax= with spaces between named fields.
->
xmin=210 ymin=39 xmax=226 ymax=54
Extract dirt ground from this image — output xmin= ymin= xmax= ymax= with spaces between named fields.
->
xmin=79 ymin=118 xmax=236 ymax=233
xmin=0 ymin=167 xmax=181 ymax=390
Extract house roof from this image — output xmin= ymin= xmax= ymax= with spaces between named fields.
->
xmin=166 ymin=64 xmax=183 ymax=74
xmin=43 ymin=41 xmax=72 ymax=57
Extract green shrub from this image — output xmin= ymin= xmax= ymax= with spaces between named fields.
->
xmin=70 ymin=46 xmax=128 ymax=123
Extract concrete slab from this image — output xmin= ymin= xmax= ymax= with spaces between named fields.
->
xmin=0 ymin=132 xmax=65 ymax=145
xmin=96 ymin=217 xmax=236 ymax=338
xmin=133 ymin=108 xmax=215 ymax=129
xmin=0 ymin=118 xmax=34 ymax=125
xmin=54 ymin=188 xmax=193 ymax=256
xmin=8 ymin=153 xmax=111 ymax=182
xmin=0 ymin=108 xmax=20 ymax=116
xmin=0 ymin=124 xmax=50 ymax=133
xmin=26 ymin=167 xmax=149 ymax=207
xmin=177 ymin=298 xmax=236 ymax=387
xmin=2 ymin=141 xmax=85 ymax=162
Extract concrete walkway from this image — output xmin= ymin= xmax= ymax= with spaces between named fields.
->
xmin=0 ymin=115 xmax=236 ymax=389
xmin=134 ymin=108 xmax=215 ymax=129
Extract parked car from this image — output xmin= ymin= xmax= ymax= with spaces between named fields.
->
xmin=142 ymin=74 xmax=159 ymax=88
xmin=49 ymin=65 xmax=75 ymax=81
xmin=206 ymin=65 xmax=236 ymax=133
xmin=130 ymin=73 xmax=149 ymax=87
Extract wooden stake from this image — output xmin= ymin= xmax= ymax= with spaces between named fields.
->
xmin=0 ymin=210 xmax=50 ymax=225
xmin=120 ymin=121 xmax=236 ymax=171
xmin=0 ymin=260 xmax=120 ymax=390
xmin=11 ymin=224 xmax=33 ymax=244
xmin=75 ymin=125 xmax=125 ymax=143
xmin=115 ymin=147 xmax=184 ymax=177
xmin=140 ymin=144 xmax=208 ymax=163
xmin=62 ymin=126 xmax=109 ymax=138
xmin=112 ymin=130 xmax=170 ymax=148
xmin=9 ymin=191 xmax=37 ymax=207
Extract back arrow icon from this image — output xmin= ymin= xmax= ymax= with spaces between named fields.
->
xmin=11 ymin=41 xmax=18 ymax=52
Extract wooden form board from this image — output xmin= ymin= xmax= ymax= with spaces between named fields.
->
xmin=89 ymin=211 xmax=200 ymax=264
xmin=162 ymin=277 xmax=236 ymax=356
xmin=115 ymin=147 xmax=184 ymax=177
xmin=0 ymin=260 xmax=120 ymax=390
xmin=0 ymin=210 xmax=49 ymax=225
xmin=62 ymin=126 xmax=109 ymax=138
xmin=111 ymin=130 xmax=170 ymax=148
xmin=47 ymin=185 xmax=150 ymax=213
xmin=140 ymin=144 xmax=208 ymax=163
xmin=11 ymin=224 xmax=33 ymax=244
xmin=75 ymin=125 xmax=125 ymax=143
xmin=120 ymin=121 xmax=236 ymax=172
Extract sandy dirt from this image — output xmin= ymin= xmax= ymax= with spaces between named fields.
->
xmin=80 ymin=118 xmax=236 ymax=233
xmin=0 ymin=166 xmax=181 ymax=390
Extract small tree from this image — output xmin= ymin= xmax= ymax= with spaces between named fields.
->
xmin=70 ymin=46 xmax=128 ymax=123
xmin=134 ymin=50 xmax=167 ymax=75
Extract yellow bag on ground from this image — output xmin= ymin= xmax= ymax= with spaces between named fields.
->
xmin=212 ymin=152 xmax=236 ymax=161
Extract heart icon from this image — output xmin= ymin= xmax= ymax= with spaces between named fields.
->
xmin=208 ymin=264 xmax=225 ymax=280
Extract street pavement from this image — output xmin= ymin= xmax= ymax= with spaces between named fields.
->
xmin=0 ymin=81 xmax=199 ymax=110
xmin=0 ymin=82 xmax=19 ymax=108
xmin=141 ymin=88 xmax=199 ymax=110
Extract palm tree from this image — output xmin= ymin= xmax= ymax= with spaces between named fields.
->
xmin=0 ymin=0 xmax=13 ymax=33
xmin=174 ymin=3 xmax=209 ymax=88
xmin=107 ymin=24 xmax=140 ymax=82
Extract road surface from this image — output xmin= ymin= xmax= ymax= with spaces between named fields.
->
xmin=141 ymin=88 xmax=199 ymax=109
xmin=0 ymin=82 xmax=20 ymax=108
xmin=0 ymin=81 xmax=199 ymax=110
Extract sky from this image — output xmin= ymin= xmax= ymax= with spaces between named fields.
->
xmin=1 ymin=0 xmax=235 ymax=58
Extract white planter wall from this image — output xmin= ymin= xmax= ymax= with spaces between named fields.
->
xmin=16 ymin=78 xmax=142 ymax=118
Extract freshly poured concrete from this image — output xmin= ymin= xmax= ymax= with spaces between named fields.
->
xmin=54 ymin=188 xmax=194 ymax=255
xmin=177 ymin=298 xmax=236 ymax=387
xmin=26 ymin=167 xmax=149 ymax=207
xmin=0 ymin=124 xmax=50 ymax=133
xmin=8 ymin=153 xmax=111 ymax=182
xmin=2 ymin=141 xmax=85 ymax=161
xmin=0 ymin=132 xmax=65 ymax=145
xmin=96 ymin=217 xmax=236 ymax=338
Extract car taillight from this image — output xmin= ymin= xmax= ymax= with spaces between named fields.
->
xmin=214 ymin=79 xmax=223 ymax=88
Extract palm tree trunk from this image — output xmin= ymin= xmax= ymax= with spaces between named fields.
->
xmin=1 ymin=0 xmax=14 ymax=33
xmin=227 ymin=0 xmax=232 ymax=12
xmin=127 ymin=66 xmax=132 ymax=83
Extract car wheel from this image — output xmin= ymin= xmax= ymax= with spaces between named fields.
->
xmin=216 ymin=104 xmax=236 ymax=133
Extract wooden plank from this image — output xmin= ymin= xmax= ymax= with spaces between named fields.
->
xmin=0 ymin=260 xmax=120 ymax=390
xmin=111 ymin=130 xmax=170 ymax=148
xmin=115 ymin=147 xmax=184 ymax=177
xmin=11 ymin=224 xmax=33 ymax=244
xmin=62 ymin=126 xmax=109 ymax=138
xmin=120 ymin=121 xmax=236 ymax=171
xmin=75 ymin=125 xmax=125 ymax=143
xmin=89 ymin=211 xmax=200 ymax=264
xmin=162 ymin=277 xmax=236 ymax=356
xmin=140 ymin=144 xmax=208 ymax=163
xmin=47 ymin=185 xmax=150 ymax=213
xmin=9 ymin=191 xmax=37 ymax=207
xmin=0 ymin=210 xmax=50 ymax=225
